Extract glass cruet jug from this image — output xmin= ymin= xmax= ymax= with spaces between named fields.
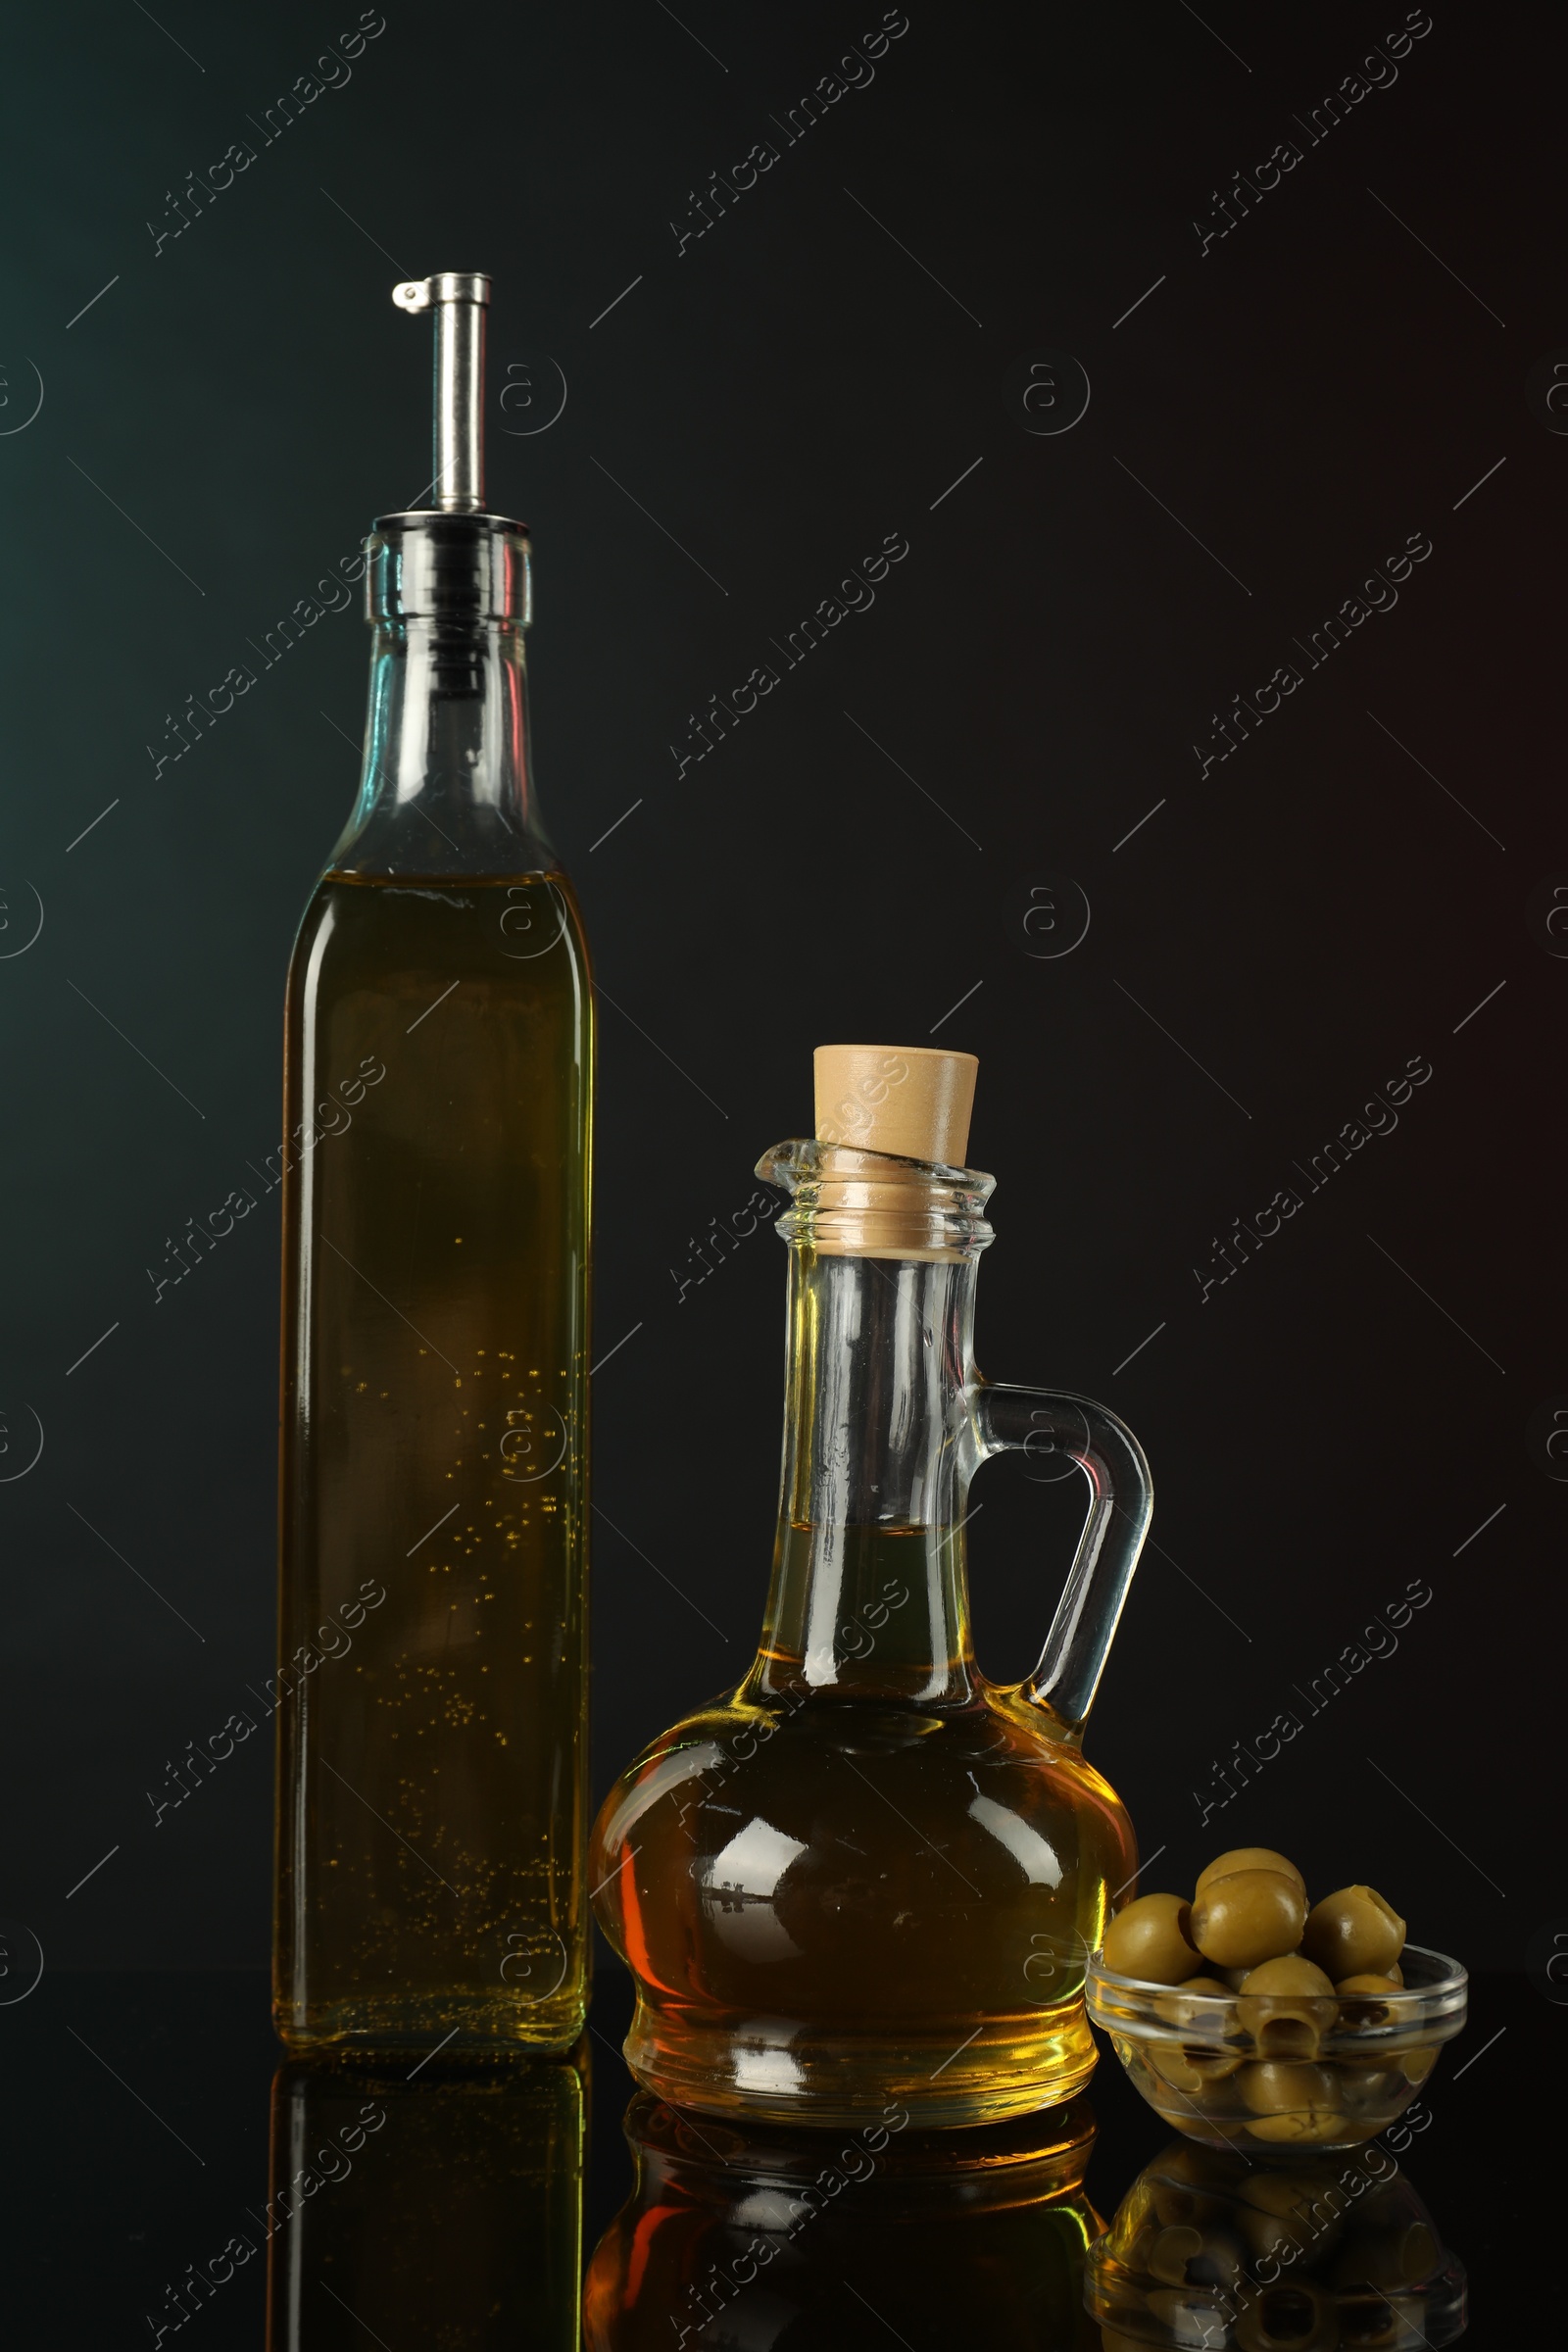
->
xmin=590 ymin=1044 xmax=1152 ymax=2128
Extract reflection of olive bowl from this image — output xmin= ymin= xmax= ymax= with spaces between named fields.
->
xmin=1087 ymin=2133 xmax=1467 ymax=2350
xmin=1087 ymin=1943 xmax=1467 ymax=2153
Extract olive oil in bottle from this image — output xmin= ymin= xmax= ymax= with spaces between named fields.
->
xmin=273 ymin=274 xmax=592 ymax=2052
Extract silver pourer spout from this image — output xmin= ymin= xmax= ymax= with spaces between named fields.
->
xmin=392 ymin=271 xmax=491 ymax=514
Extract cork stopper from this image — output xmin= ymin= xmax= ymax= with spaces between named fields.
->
xmin=792 ymin=1046 xmax=985 ymax=1259
xmin=813 ymin=1046 xmax=978 ymax=1163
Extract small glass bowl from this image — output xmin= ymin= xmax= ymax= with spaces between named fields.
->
xmin=1086 ymin=1942 xmax=1467 ymax=2153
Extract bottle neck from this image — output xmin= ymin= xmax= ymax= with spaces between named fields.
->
xmin=749 ymin=1246 xmax=982 ymax=1706
xmin=330 ymin=614 xmax=551 ymax=877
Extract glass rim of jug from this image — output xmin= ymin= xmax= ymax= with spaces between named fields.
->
xmin=757 ymin=1136 xmax=997 ymax=1258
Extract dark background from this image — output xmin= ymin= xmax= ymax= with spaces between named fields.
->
xmin=1 ymin=0 xmax=1562 ymax=2012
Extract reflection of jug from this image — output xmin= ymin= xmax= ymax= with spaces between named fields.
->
xmin=584 ymin=2087 xmax=1102 ymax=2349
xmin=264 ymin=2053 xmax=582 ymax=2348
xmin=592 ymin=1047 xmax=1152 ymax=2125
xmin=1088 ymin=2136 xmax=1466 ymax=2350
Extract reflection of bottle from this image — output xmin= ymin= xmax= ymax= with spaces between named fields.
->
xmin=265 ymin=2053 xmax=583 ymax=2349
xmin=1088 ymin=2136 xmax=1466 ymax=2350
xmin=591 ymin=1046 xmax=1149 ymax=2125
xmin=585 ymin=2088 xmax=1101 ymax=2350
xmin=274 ymin=273 xmax=593 ymax=2052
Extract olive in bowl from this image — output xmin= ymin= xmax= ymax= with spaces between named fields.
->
xmin=1088 ymin=1853 xmax=1466 ymax=2152
xmin=1089 ymin=1942 xmax=1466 ymax=2151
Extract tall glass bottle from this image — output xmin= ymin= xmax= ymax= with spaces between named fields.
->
xmin=592 ymin=1046 xmax=1150 ymax=2126
xmin=273 ymin=273 xmax=592 ymax=2052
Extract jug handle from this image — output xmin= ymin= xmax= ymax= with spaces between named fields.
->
xmin=971 ymin=1381 xmax=1152 ymax=1740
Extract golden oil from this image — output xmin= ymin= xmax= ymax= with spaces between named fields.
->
xmin=275 ymin=872 xmax=591 ymax=2050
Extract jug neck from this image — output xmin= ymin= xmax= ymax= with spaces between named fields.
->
xmin=330 ymin=511 xmax=553 ymax=878
xmin=748 ymin=1246 xmax=982 ymax=1706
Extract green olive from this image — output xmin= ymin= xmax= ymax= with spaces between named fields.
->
xmin=1145 ymin=2064 xmax=1237 ymax=2124
xmin=1153 ymin=1974 xmax=1235 ymax=2029
xmin=1102 ymin=1891 xmax=1202 ymax=1984
xmin=1237 ymin=2059 xmax=1346 ymax=2144
xmin=1245 ymin=2107 xmax=1348 ymax=2147
xmin=1240 ymin=1954 xmax=1336 ymax=1996
xmin=1334 ymin=1971 xmax=1403 ymax=2031
xmin=1299 ymin=1885 xmax=1405 ymax=1978
xmin=1401 ymin=2045 xmax=1439 ymax=2085
xmin=1236 ymin=1953 xmax=1338 ymax=2059
xmin=1148 ymin=2037 xmax=1245 ymax=2091
xmin=1147 ymin=2040 xmax=1207 ymax=2094
xmin=1336 ymin=2062 xmax=1406 ymax=2115
xmin=1240 ymin=2057 xmax=1338 ymax=2115
xmin=1196 ymin=1846 xmax=1306 ymax=1900
xmin=1190 ymin=1870 xmax=1307 ymax=1970
xmin=1335 ymin=1947 xmax=1400 ymax=1984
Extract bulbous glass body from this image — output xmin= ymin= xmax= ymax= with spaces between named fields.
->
xmin=593 ymin=1642 xmax=1133 ymax=2127
xmin=592 ymin=1142 xmax=1150 ymax=2126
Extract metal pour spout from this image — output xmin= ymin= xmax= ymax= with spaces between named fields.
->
xmin=392 ymin=271 xmax=491 ymax=514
